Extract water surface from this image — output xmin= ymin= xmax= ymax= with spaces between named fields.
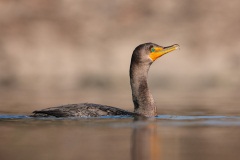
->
xmin=1 ymin=114 xmax=240 ymax=160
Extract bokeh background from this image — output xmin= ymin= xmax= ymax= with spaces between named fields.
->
xmin=0 ymin=0 xmax=240 ymax=115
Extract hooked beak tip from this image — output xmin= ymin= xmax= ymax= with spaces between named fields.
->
xmin=173 ymin=44 xmax=180 ymax=50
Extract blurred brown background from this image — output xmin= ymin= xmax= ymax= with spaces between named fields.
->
xmin=0 ymin=0 xmax=239 ymax=114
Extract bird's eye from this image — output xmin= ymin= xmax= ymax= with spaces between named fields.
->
xmin=151 ymin=48 xmax=155 ymax=52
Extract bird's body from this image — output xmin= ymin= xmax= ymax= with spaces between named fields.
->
xmin=31 ymin=43 xmax=179 ymax=118
xmin=32 ymin=103 xmax=137 ymax=117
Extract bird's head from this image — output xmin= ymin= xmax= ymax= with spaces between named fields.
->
xmin=132 ymin=43 xmax=180 ymax=64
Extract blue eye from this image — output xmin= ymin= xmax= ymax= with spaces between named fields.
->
xmin=151 ymin=48 xmax=155 ymax=52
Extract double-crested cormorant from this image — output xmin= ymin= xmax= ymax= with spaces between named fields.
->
xmin=31 ymin=43 xmax=179 ymax=117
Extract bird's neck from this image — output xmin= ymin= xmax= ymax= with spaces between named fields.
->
xmin=130 ymin=62 xmax=157 ymax=117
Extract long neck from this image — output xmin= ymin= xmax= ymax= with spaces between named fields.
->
xmin=130 ymin=62 xmax=157 ymax=117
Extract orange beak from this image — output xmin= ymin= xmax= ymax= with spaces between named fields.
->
xmin=149 ymin=44 xmax=180 ymax=61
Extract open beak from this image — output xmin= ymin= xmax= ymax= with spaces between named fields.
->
xmin=149 ymin=44 xmax=180 ymax=61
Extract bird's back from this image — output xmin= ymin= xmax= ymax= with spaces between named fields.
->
xmin=31 ymin=103 xmax=135 ymax=117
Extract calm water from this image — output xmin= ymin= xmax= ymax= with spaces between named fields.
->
xmin=0 ymin=114 xmax=240 ymax=160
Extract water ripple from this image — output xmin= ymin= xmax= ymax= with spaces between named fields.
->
xmin=1 ymin=114 xmax=240 ymax=127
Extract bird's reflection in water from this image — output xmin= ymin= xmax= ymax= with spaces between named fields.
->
xmin=131 ymin=117 xmax=160 ymax=160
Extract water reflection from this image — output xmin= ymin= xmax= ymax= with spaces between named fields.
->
xmin=131 ymin=117 xmax=159 ymax=160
